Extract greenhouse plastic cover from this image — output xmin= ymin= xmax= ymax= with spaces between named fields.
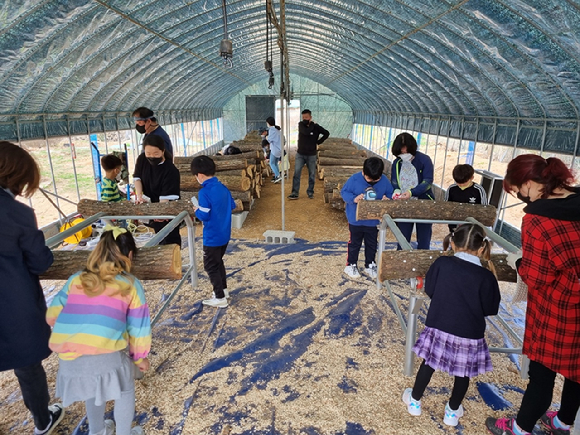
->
xmin=1 ymin=0 xmax=580 ymax=152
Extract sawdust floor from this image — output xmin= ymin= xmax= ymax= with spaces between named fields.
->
xmin=1 ymin=156 xmax=562 ymax=435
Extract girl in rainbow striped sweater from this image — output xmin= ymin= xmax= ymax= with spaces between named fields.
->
xmin=47 ymin=227 xmax=151 ymax=435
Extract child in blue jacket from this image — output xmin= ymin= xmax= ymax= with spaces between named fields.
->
xmin=190 ymin=156 xmax=237 ymax=308
xmin=341 ymin=157 xmax=394 ymax=279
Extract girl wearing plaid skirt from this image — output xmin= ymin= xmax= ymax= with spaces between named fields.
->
xmin=402 ymin=224 xmax=501 ymax=427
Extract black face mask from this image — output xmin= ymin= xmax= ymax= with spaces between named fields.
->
xmin=147 ymin=157 xmax=162 ymax=166
xmin=135 ymin=124 xmax=146 ymax=134
xmin=368 ymin=180 xmax=378 ymax=186
xmin=517 ymin=192 xmax=531 ymax=204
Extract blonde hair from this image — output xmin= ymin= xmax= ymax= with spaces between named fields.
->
xmin=80 ymin=230 xmax=135 ymax=297
xmin=443 ymin=224 xmax=497 ymax=278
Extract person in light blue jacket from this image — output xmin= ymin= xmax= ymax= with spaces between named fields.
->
xmin=341 ymin=157 xmax=394 ymax=279
xmin=190 ymin=155 xmax=237 ymax=308
xmin=266 ymin=117 xmax=284 ymax=183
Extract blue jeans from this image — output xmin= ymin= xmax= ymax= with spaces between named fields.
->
xmin=269 ymin=155 xmax=281 ymax=178
xmin=292 ymin=153 xmax=317 ymax=196
xmin=396 ymin=222 xmax=433 ymax=250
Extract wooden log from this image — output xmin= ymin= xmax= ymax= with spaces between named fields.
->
xmin=181 ymin=192 xmax=244 ymax=213
xmin=318 ymin=166 xmax=360 ymax=180
xmin=78 ymin=198 xmax=195 ymax=218
xmin=184 ymin=190 xmax=251 ymax=204
xmin=324 ymin=176 xmax=350 ymax=193
xmin=356 ymin=200 xmax=497 ymax=227
xmin=318 ymin=156 xmax=366 ymax=167
xmin=318 ymin=149 xmax=367 ymax=159
xmin=181 ymin=174 xmax=251 ymax=192
xmin=174 ymin=157 xmax=248 ymax=171
xmin=42 ymin=245 xmax=182 ymax=281
xmin=378 ymin=250 xmax=516 ymax=282
xmin=230 ymin=142 xmax=263 ymax=152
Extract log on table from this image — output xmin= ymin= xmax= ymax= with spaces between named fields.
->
xmin=78 ymin=198 xmax=195 ymax=218
xmin=42 ymin=245 xmax=182 ymax=281
xmin=181 ymin=174 xmax=251 ymax=192
xmin=184 ymin=190 xmax=251 ymax=204
xmin=356 ymin=200 xmax=497 ymax=226
xmin=378 ymin=250 xmax=516 ymax=282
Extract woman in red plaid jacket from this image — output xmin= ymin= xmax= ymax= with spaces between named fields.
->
xmin=486 ymin=155 xmax=580 ymax=435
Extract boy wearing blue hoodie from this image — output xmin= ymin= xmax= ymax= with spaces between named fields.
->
xmin=341 ymin=157 xmax=394 ymax=279
xmin=191 ymin=156 xmax=237 ymax=308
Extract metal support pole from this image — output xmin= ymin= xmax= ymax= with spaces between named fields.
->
xmin=42 ymin=115 xmax=64 ymax=224
xmin=456 ymin=117 xmax=465 ymax=165
xmin=404 ymin=294 xmax=426 ymax=376
xmin=439 ymin=118 xmax=452 ymax=189
xmin=487 ymin=119 xmax=498 ymax=172
xmin=472 ymin=118 xmax=480 ymax=166
xmin=499 ymin=120 xmax=522 ymax=235
xmin=571 ymin=122 xmax=580 ymax=170
xmin=280 ymin=47 xmax=286 ymax=232
xmin=539 ymin=120 xmax=548 ymax=157
xmin=65 ymin=121 xmax=81 ymax=203
xmin=201 ymin=120 xmax=206 ymax=149
xmin=102 ymin=114 xmax=109 ymax=154
xmin=15 ymin=117 xmax=34 ymax=208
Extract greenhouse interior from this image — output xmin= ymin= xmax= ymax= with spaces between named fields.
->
xmin=1 ymin=0 xmax=579 ymax=434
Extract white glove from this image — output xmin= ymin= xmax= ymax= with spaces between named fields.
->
xmin=506 ymin=251 xmax=522 ymax=270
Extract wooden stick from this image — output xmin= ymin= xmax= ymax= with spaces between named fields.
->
xmin=78 ymin=198 xmax=195 ymax=218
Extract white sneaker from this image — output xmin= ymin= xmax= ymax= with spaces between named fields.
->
xmin=130 ymin=426 xmax=144 ymax=435
xmin=202 ymin=297 xmax=228 ymax=308
xmin=402 ymin=388 xmax=422 ymax=416
xmin=344 ymin=264 xmax=361 ymax=279
xmin=104 ymin=420 xmax=116 ymax=435
xmin=364 ymin=262 xmax=378 ymax=279
xmin=212 ymin=289 xmax=229 ymax=299
xmin=443 ymin=402 xmax=464 ymax=426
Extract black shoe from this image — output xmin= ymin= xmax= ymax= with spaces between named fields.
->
xmin=307 ymin=193 xmax=314 ymax=199
xmin=36 ymin=403 xmax=64 ymax=435
xmin=288 ymin=193 xmax=299 ymax=200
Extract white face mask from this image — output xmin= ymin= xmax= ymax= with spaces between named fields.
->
xmin=399 ymin=153 xmax=413 ymax=162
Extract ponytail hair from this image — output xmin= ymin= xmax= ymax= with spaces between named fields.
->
xmin=503 ymin=154 xmax=575 ymax=198
xmin=443 ymin=224 xmax=497 ymax=278
xmin=80 ymin=229 xmax=137 ymax=297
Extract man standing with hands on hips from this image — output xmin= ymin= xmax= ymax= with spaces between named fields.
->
xmin=288 ymin=109 xmax=329 ymax=200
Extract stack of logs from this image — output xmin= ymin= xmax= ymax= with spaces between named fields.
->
xmin=175 ymin=134 xmax=270 ymax=211
xmin=319 ymin=139 xmax=366 ymax=211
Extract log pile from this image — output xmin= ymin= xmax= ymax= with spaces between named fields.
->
xmin=175 ymin=135 xmax=267 ymax=211
xmin=317 ymin=139 xmax=367 ymax=180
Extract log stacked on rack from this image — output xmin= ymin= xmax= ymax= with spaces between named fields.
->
xmin=175 ymin=136 xmax=267 ymax=211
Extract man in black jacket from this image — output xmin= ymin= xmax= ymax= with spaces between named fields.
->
xmin=288 ymin=109 xmax=330 ymax=199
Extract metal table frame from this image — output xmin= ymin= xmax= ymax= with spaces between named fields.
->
xmin=377 ymin=215 xmax=529 ymax=379
xmin=45 ymin=211 xmax=198 ymax=327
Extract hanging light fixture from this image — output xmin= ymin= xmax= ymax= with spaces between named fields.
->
xmin=220 ymin=0 xmax=233 ymax=67
xmin=265 ymin=3 xmax=274 ymax=88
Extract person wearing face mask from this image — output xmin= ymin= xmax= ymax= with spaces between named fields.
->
xmin=0 ymin=141 xmax=64 ymax=435
xmin=485 ymin=155 xmax=580 ymax=435
xmin=340 ymin=157 xmax=394 ymax=279
xmin=390 ymin=132 xmax=435 ymax=250
xmin=288 ymin=109 xmax=330 ymax=200
xmin=132 ymin=107 xmax=173 ymax=158
xmin=133 ymin=135 xmax=181 ymax=246
xmin=444 ymin=164 xmax=488 ymax=233
xmin=100 ymin=154 xmax=124 ymax=203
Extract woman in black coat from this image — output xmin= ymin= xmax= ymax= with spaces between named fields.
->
xmin=0 ymin=141 xmax=63 ymax=434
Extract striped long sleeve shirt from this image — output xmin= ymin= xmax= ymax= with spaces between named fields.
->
xmin=47 ymin=272 xmax=151 ymax=364
xmin=100 ymin=177 xmax=122 ymax=202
